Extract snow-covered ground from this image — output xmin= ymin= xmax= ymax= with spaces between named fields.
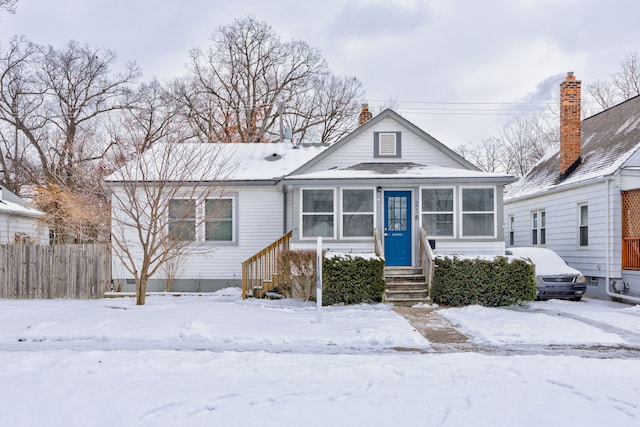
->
xmin=1 ymin=289 xmax=639 ymax=426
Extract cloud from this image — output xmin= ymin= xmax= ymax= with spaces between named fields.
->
xmin=329 ymin=0 xmax=430 ymax=40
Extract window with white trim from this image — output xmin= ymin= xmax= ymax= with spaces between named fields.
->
xmin=461 ymin=188 xmax=495 ymax=237
xmin=168 ymin=196 xmax=236 ymax=243
xmin=302 ymin=189 xmax=335 ymax=238
xmin=341 ymin=189 xmax=374 ymax=238
xmin=421 ymin=188 xmax=454 ymax=237
xmin=508 ymin=215 xmax=515 ymax=246
xmin=205 ymin=198 xmax=234 ymax=242
xmin=579 ymin=204 xmax=588 ymax=247
xmin=168 ymin=199 xmax=196 ymax=241
xmin=531 ymin=209 xmax=546 ymax=245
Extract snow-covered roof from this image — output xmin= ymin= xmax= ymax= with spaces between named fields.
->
xmin=0 ymin=197 xmax=44 ymax=218
xmin=285 ymin=162 xmax=516 ymax=182
xmin=507 ymin=95 xmax=640 ymax=201
xmin=106 ymin=142 xmax=329 ymax=183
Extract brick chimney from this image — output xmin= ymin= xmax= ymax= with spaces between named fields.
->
xmin=559 ymin=72 xmax=581 ymax=180
xmin=358 ymin=103 xmax=373 ymax=126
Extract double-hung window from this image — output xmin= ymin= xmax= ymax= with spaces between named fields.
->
xmin=508 ymin=215 xmax=515 ymax=246
xmin=205 ymin=198 xmax=234 ymax=242
xmin=421 ymin=188 xmax=454 ymax=237
xmin=302 ymin=189 xmax=335 ymax=238
xmin=532 ymin=210 xmax=546 ymax=245
xmin=579 ymin=204 xmax=588 ymax=247
xmin=168 ymin=196 xmax=236 ymax=243
xmin=461 ymin=188 xmax=495 ymax=237
xmin=168 ymin=199 xmax=196 ymax=241
xmin=341 ymin=189 xmax=374 ymax=238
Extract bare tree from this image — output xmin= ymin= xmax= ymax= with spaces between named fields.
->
xmin=178 ymin=16 xmax=363 ymax=144
xmin=457 ymin=137 xmax=505 ymax=173
xmin=0 ymin=0 xmax=17 ymax=13
xmin=0 ymin=37 xmax=140 ymax=242
xmin=107 ymin=137 xmax=238 ymax=305
xmin=500 ymin=114 xmax=557 ymax=176
xmin=587 ymin=51 xmax=640 ymax=112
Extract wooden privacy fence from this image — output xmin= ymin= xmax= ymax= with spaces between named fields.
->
xmin=0 ymin=244 xmax=111 ymax=299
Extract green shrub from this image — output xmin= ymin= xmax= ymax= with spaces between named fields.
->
xmin=431 ymin=256 xmax=536 ymax=307
xmin=322 ymin=254 xmax=385 ymax=305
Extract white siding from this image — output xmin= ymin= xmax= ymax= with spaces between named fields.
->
xmin=111 ymin=186 xmax=284 ymax=282
xmin=0 ymin=214 xmax=46 ymax=244
xmin=305 ymin=117 xmax=464 ymax=173
xmin=505 ymin=180 xmax=620 ymax=278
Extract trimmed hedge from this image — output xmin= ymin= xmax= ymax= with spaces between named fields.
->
xmin=322 ymin=254 xmax=385 ymax=305
xmin=431 ymin=256 xmax=537 ymax=307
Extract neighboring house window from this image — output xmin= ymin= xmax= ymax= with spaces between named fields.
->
xmin=205 ymin=198 xmax=234 ymax=242
xmin=302 ymin=189 xmax=335 ymax=238
xmin=421 ymin=188 xmax=454 ymax=237
xmin=531 ymin=210 xmax=545 ymax=245
xmin=14 ymin=232 xmax=32 ymax=244
xmin=508 ymin=215 xmax=515 ymax=246
xmin=341 ymin=189 xmax=374 ymax=238
xmin=168 ymin=199 xmax=196 ymax=241
xmin=461 ymin=188 xmax=495 ymax=237
xmin=374 ymin=132 xmax=401 ymax=158
xmin=579 ymin=204 xmax=588 ymax=247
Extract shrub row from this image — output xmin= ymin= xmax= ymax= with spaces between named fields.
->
xmin=322 ymin=254 xmax=385 ymax=305
xmin=431 ymin=256 xmax=537 ymax=307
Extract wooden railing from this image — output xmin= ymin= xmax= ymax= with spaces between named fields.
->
xmin=623 ymin=238 xmax=640 ymax=270
xmin=373 ymin=228 xmax=383 ymax=258
xmin=418 ymin=228 xmax=436 ymax=292
xmin=241 ymin=230 xmax=292 ymax=299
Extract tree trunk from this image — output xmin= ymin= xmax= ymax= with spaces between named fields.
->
xmin=136 ymin=277 xmax=146 ymax=305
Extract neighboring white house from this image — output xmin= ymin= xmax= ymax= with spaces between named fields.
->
xmin=505 ymin=73 xmax=640 ymax=304
xmin=0 ymin=185 xmax=46 ymax=244
xmin=108 ymin=108 xmax=516 ymax=292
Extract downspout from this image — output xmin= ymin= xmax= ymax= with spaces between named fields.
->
xmin=282 ymin=184 xmax=288 ymax=235
xmin=605 ymin=177 xmax=640 ymax=304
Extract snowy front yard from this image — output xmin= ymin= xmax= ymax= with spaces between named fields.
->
xmin=1 ymin=289 xmax=639 ymax=426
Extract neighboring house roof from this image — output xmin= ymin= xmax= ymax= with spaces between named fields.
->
xmin=0 ymin=186 xmax=44 ymax=219
xmin=506 ymin=95 xmax=640 ymax=201
xmin=289 ymin=108 xmax=480 ymax=176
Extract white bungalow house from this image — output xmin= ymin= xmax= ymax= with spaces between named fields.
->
xmin=505 ymin=73 xmax=640 ymax=304
xmin=108 ymin=108 xmax=516 ymax=296
xmin=0 ymin=185 xmax=46 ymax=244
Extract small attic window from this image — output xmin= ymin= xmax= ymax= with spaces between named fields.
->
xmin=374 ymin=132 xmax=401 ymax=158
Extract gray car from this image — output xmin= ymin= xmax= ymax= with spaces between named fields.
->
xmin=506 ymin=247 xmax=587 ymax=301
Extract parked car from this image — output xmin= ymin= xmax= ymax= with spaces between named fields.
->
xmin=505 ymin=247 xmax=587 ymax=301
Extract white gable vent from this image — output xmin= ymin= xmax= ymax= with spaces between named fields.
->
xmin=378 ymin=133 xmax=397 ymax=156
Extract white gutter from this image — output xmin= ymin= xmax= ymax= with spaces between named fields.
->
xmin=605 ymin=177 xmax=640 ymax=304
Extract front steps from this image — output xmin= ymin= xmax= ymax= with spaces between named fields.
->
xmin=384 ymin=266 xmax=431 ymax=306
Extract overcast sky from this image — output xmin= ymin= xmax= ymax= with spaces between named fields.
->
xmin=1 ymin=0 xmax=639 ymax=148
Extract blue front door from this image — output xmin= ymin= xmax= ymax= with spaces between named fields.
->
xmin=384 ymin=191 xmax=412 ymax=266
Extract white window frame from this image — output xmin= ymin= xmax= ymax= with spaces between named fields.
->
xmin=300 ymin=188 xmax=337 ymax=240
xmin=579 ymin=203 xmax=588 ymax=247
xmin=459 ymin=186 xmax=497 ymax=238
xmin=340 ymin=187 xmax=376 ymax=240
xmin=167 ymin=194 xmax=238 ymax=245
xmin=508 ymin=215 xmax=515 ymax=246
xmin=374 ymin=132 xmax=401 ymax=158
xmin=168 ymin=198 xmax=197 ymax=242
xmin=531 ymin=209 xmax=546 ymax=246
xmin=204 ymin=196 xmax=236 ymax=244
xmin=420 ymin=186 xmax=456 ymax=239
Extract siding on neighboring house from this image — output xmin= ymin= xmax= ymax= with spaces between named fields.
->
xmin=505 ymin=179 xmax=620 ymax=282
